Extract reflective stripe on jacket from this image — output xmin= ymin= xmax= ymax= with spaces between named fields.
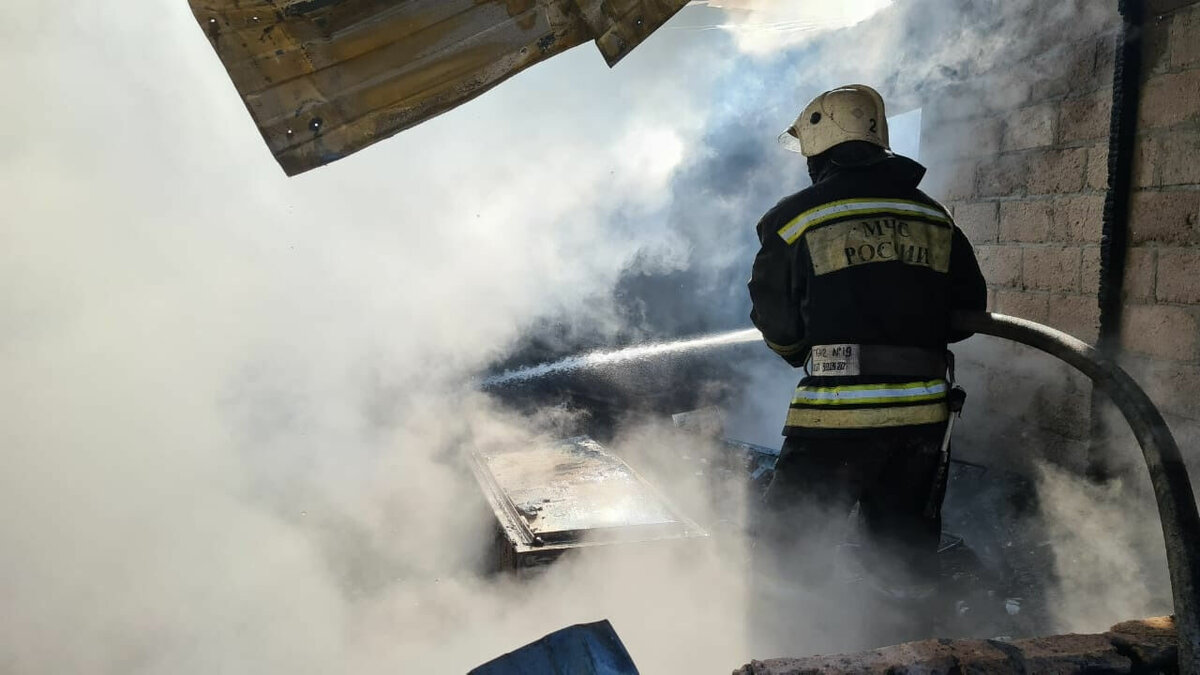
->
xmin=786 ymin=379 xmax=949 ymax=430
xmin=747 ymin=152 xmax=986 ymax=436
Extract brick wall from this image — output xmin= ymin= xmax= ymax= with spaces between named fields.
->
xmin=1119 ymin=1 xmax=1200 ymax=466
xmin=917 ymin=7 xmax=1121 ymax=468
xmin=912 ymin=0 xmax=1200 ymax=472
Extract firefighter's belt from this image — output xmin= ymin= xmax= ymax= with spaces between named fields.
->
xmin=807 ymin=344 xmax=946 ymax=378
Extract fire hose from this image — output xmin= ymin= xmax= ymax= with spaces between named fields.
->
xmin=952 ymin=311 xmax=1200 ymax=674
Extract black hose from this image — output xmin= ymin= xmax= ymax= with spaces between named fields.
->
xmin=1097 ymin=0 xmax=1144 ymax=352
xmin=952 ymin=311 xmax=1200 ymax=674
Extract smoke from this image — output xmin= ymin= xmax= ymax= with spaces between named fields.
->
xmin=948 ymin=335 xmax=1179 ymax=637
xmin=1 ymin=0 xmax=1183 ymax=672
xmin=1036 ymin=461 xmax=1172 ymax=633
xmin=688 ymin=0 xmax=896 ymax=55
xmin=0 ymin=2 xmax=710 ymax=672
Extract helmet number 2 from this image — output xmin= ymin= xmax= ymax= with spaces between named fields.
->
xmin=869 ymin=118 xmax=877 ymax=133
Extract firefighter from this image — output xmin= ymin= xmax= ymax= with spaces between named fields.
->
xmin=748 ymin=85 xmax=987 ymax=600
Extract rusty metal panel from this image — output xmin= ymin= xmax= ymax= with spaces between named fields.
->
xmin=188 ymin=0 xmax=689 ymax=175
xmin=472 ymin=436 xmax=705 ymax=569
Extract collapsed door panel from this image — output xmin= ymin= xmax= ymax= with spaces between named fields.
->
xmin=188 ymin=0 xmax=689 ymax=175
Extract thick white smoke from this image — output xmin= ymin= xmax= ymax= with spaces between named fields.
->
xmin=1 ymin=0 xmax=1184 ymax=672
xmin=689 ymin=0 xmax=895 ymax=55
xmin=0 ymin=1 xmax=725 ymax=672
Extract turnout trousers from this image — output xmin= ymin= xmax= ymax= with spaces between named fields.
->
xmin=758 ymin=424 xmax=948 ymax=590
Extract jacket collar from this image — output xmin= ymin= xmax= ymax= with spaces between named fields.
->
xmin=809 ymin=146 xmax=928 ymax=189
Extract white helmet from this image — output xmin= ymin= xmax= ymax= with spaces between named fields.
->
xmin=779 ymin=84 xmax=891 ymax=157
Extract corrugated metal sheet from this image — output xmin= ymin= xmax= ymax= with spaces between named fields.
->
xmin=188 ymin=0 xmax=690 ymax=175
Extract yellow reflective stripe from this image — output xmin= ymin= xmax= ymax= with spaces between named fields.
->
xmin=765 ymin=339 xmax=806 ymax=356
xmin=792 ymin=380 xmax=947 ymax=406
xmin=795 ymin=379 xmax=946 ymax=394
xmin=794 ymin=392 xmax=946 ymax=406
xmin=776 ymin=198 xmax=951 ymax=245
xmin=786 ymin=402 xmax=949 ymax=429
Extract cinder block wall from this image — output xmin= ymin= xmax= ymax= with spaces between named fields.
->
xmin=1120 ymin=1 xmax=1200 ymax=462
xmin=918 ymin=7 xmax=1119 ymax=467
xmin=915 ymin=0 xmax=1200 ymax=470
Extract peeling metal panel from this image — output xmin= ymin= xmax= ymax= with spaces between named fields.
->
xmin=472 ymin=436 xmax=705 ymax=569
xmin=188 ymin=0 xmax=689 ymax=175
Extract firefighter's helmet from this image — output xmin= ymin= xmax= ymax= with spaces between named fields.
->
xmin=779 ymin=84 xmax=890 ymax=157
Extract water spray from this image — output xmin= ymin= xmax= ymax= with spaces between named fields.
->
xmin=481 ymin=328 xmax=762 ymax=388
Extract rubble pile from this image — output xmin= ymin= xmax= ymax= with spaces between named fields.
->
xmin=735 ymin=616 xmax=1179 ymax=675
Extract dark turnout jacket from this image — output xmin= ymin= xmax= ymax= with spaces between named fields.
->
xmin=748 ymin=151 xmax=987 ymax=436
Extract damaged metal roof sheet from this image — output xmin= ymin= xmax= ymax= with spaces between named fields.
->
xmin=188 ymin=0 xmax=690 ymax=175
